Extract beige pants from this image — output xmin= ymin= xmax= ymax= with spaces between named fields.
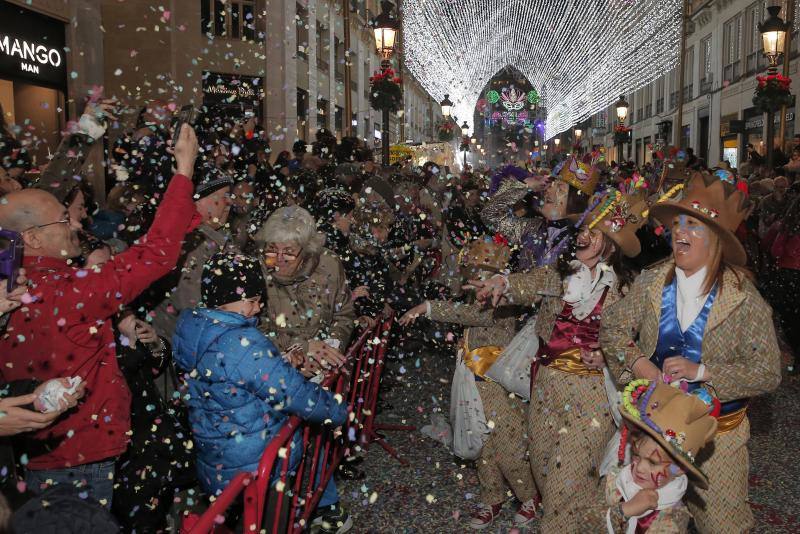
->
xmin=687 ymin=417 xmax=752 ymax=534
xmin=475 ymin=380 xmax=538 ymax=505
xmin=528 ymin=365 xmax=614 ymax=534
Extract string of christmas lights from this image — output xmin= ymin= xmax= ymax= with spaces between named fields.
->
xmin=402 ymin=0 xmax=681 ymax=139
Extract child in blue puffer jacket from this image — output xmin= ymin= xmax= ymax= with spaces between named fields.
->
xmin=173 ymin=251 xmax=351 ymax=533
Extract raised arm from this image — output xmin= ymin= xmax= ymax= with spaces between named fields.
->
xmin=58 ymin=126 xmax=201 ymax=322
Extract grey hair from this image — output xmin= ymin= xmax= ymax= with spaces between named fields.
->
xmin=254 ymin=205 xmax=325 ymax=257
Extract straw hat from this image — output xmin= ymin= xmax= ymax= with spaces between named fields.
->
xmin=649 ymin=171 xmax=752 ymax=266
xmin=621 ymin=380 xmax=718 ymax=489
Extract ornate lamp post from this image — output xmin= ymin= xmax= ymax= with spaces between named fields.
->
xmin=615 ymin=94 xmax=629 ymax=163
xmin=758 ymin=5 xmax=790 ymax=168
xmin=460 ymin=121 xmax=470 ymax=169
xmin=371 ymin=1 xmax=399 ymax=166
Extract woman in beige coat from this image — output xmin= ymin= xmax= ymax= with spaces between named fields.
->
xmin=474 ymin=190 xmax=646 ymax=533
xmin=253 ymin=206 xmax=356 ymax=376
xmin=600 ymin=172 xmax=782 ymax=534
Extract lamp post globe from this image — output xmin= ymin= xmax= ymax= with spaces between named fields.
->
xmin=615 ymin=94 xmax=629 ymax=123
xmin=440 ymin=94 xmax=454 ymax=118
xmin=759 ymin=5 xmax=790 ymax=71
xmin=372 ymin=0 xmax=399 ymax=69
xmin=461 ymin=121 xmax=469 ymax=136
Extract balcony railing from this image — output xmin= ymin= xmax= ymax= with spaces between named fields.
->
xmin=700 ymin=78 xmax=713 ymax=95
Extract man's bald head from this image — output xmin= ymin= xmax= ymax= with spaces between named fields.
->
xmin=0 ymin=189 xmax=60 ymax=232
xmin=0 ymin=189 xmax=80 ymax=259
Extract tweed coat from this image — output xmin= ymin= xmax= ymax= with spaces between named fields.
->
xmin=599 ymin=261 xmax=781 ymax=402
xmin=481 ymin=179 xmax=543 ymax=246
xmin=505 ymin=265 xmax=625 ymax=342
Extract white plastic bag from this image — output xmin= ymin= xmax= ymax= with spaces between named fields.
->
xmin=599 ymin=367 xmax=627 ymax=477
xmin=450 ymin=350 xmax=490 ymax=460
xmin=420 ymin=413 xmax=453 ymax=448
xmin=484 ymin=317 xmax=539 ymax=400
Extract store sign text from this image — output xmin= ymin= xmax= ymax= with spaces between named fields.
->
xmin=0 ymin=35 xmax=62 ymax=75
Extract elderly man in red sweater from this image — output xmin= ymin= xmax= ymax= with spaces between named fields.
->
xmin=0 ymin=120 xmax=200 ymax=507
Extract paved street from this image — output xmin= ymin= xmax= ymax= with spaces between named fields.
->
xmin=341 ymin=352 xmax=800 ymax=533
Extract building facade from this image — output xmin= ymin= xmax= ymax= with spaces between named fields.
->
xmin=98 ymin=0 xmax=440 ymax=156
xmin=585 ymin=0 xmax=799 ymax=170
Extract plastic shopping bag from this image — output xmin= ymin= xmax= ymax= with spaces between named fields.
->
xmin=450 ymin=350 xmax=490 ymax=460
xmin=484 ymin=317 xmax=539 ymax=400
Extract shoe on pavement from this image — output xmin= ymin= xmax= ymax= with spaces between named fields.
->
xmin=513 ymin=497 xmax=541 ymax=525
xmin=311 ymin=503 xmax=353 ymax=533
xmin=469 ymin=502 xmax=503 ymax=530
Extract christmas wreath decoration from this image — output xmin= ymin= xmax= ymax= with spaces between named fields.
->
xmin=753 ymin=74 xmax=793 ymax=113
xmin=369 ymin=67 xmax=403 ymax=112
xmin=614 ymin=124 xmax=632 ymax=146
xmin=437 ymin=121 xmax=455 ymax=142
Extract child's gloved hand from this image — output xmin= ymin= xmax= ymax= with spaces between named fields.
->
xmin=621 ymin=488 xmax=658 ymax=517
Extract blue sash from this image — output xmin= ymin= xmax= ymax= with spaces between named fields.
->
xmin=651 ymin=278 xmax=746 ymax=415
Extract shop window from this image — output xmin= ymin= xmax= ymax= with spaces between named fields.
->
xmin=298 ymin=88 xmax=309 ymax=140
xmin=335 ymin=105 xmax=344 ymax=135
xmin=202 ymin=0 xmax=262 ymax=40
xmin=318 ymin=98 xmax=329 ymax=129
xmin=317 ymin=22 xmax=329 ymax=71
xmin=297 ymin=5 xmax=309 ymax=60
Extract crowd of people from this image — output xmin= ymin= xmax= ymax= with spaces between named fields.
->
xmin=0 ymin=92 xmax=793 ymax=534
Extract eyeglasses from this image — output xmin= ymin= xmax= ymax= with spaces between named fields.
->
xmin=22 ymin=213 xmax=71 ymax=233
xmin=264 ymin=250 xmax=299 ymax=262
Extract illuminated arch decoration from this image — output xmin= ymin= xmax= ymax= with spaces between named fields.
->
xmin=402 ymin=0 xmax=681 ymax=139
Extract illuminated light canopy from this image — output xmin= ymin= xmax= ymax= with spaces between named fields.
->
xmin=402 ymin=0 xmax=682 ymax=139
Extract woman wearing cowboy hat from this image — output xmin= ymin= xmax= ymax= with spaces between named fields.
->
xmin=472 ymin=188 xmax=645 ymax=532
xmin=600 ymin=171 xmax=782 ymax=533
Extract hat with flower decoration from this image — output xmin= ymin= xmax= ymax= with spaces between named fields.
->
xmin=556 ymin=154 xmax=600 ymax=197
xmin=570 ymin=172 xmax=648 ymax=258
xmin=620 ymin=380 xmax=718 ymax=489
xmin=649 ymin=170 xmax=753 ymax=266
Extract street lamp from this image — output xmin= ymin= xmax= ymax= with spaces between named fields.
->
xmin=373 ymin=1 xmax=399 ymax=69
xmin=760 ymin=6 xmax=790 ymax=72
xmin=575 ymin=128 xmax=582 ymax=139
xmin=759 ymin=5 xmax=790 ymax=168
xmin=554 ymin=138 xmax=561 ymax=149
xmin=461 ymin=121 xmax=469 ymax=136
xmin=440 ymin=94 xmax=453 ymax=118
xmin=615 ymin=94 xmax=629 ymax=123
xmin=371 ymin=1 xmax=399 ymax=166
xmin=615 ymin=94 xmax=629 ymax=163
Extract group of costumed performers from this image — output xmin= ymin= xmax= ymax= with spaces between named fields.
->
xmin=422 ymin=154 xmax=781 ymax=533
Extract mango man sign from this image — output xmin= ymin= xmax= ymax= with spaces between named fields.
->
xmin=0 ymin=3 xmax=67 ymax=91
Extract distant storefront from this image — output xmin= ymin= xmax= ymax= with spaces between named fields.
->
xmin=0 ymin=2 xmax=67 ymax=166
xmin=202 ymin=71 xmax=264 ymax=121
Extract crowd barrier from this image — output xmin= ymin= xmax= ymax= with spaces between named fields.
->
xmin=181 ymin=312 xmax=411 ymax=533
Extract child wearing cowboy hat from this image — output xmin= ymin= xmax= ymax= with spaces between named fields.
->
xmin=581 ymin=380 xmax=718 ymax=533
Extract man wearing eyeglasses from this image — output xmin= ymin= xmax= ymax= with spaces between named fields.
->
xmin=0 ymin=124 xmax=201 ymax=507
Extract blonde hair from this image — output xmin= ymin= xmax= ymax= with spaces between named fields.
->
xmin=666 ymin=227 xmax=751 ymax=295
xmin=253 ymin=206 xmax=325 ymax=257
